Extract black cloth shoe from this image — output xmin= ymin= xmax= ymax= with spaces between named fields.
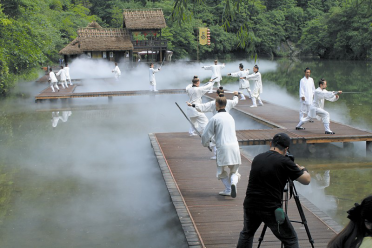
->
xmin=309 ymin=120 xmax=314 ymax=123
xmin=325 ymin=131 xmax=335 ymax=134
xmin=296 ymin=127 xmax=305 ymax=130
xmin=231 ymin=184 xmax=237 ymax=198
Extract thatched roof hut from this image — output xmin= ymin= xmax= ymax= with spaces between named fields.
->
xmin=123 ymin=9 xmax=166 ymax=30
xmin=59 ymin=22 xmax=133 ymax=55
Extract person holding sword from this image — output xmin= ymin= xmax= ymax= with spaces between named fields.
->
xmin=295 ymin=78 xmax=342 ymax=134
xmin=228 ymin=63 xmax=251 ymax=100
xmin=186 ymin=76 xmax=215 ymax=136
xmin=149 ymin=63 xmax=161 ymax=92
xmin=202 ymin=60 xmax=225 ymax=93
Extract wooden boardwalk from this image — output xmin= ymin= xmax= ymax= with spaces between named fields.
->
xmin=150 ymin=132 xmax=342 ymax=248
xmin=204 ymin=93 xmax=372 ymax=149
xmin=35 ymin=88 xmax=186 ymax=101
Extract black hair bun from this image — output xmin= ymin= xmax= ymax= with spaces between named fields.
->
xmin=239 ymin=63 xmax=243 ymax=68
xmin=193 ymin=75 xmax=198 ymax=79
xmin=219 ymin=86 xmax=223 ymax=90
xmin=218 ymin=93 xmax=224 ymax=97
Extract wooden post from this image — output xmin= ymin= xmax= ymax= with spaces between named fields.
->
xmin=160 ymin=47 xmax=162 ymax=63
xmin=367 ymin=141 xmax=372 ymax=156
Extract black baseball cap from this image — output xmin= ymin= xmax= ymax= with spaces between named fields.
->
xmin=272 ymin=133 xmax=290 ymax=149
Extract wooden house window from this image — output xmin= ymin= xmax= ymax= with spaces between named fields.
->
xmin=103 ymin=52 xmax=107 ymax=59
xmin=110 ymin=52 xmax=114 ymax=58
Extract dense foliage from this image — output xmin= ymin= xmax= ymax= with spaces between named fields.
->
xmin=0 ymin=0 xmax=99 ymax=95
xmin=1 ymin=0 xmax=372 ymax=94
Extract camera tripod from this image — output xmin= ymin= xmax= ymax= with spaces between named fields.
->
xmin=257 ymin=179 xmax=315 ymax=248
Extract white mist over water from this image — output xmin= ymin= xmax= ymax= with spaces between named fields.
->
xmin=67 ymin=58 xmax=277 ymax=93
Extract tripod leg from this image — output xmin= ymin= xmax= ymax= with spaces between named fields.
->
xmin=293 ymin=195 xmax=315 ymax=248
xmin=291 ymin=182 xmax=315 ymax=248
xmin=257 ymin=224 xmax=268 ymax=248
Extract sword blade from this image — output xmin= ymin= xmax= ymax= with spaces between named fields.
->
xmin=175 ymin=102 xmax=212 ymax=152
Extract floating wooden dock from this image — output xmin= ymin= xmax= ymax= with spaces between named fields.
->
xmin=203 ymin=93 xmax=372 ymax=152
xmin=35 ymin=87 xmax=186 ymax=101
xmin=150 ymin=132 xmax=342 ymax=248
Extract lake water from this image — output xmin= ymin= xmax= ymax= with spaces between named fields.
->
xmin=0 ymin=58 xmax=371 ymax=246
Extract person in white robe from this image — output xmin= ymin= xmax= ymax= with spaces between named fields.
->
xmin=149 ymin=63 xmax=161 ymax=92
xmin=48 ymin=68 xmax=59 ymax=92
xmin=186 ymin=76 xmax=214 ymax=136
xmin=202 ymin=60 xmax=225 ymax=92
xmin=295 ymin=78 xmax=342 ymax=134
xmin=64 ymin=63 xmax=73 ymax=86
xmin=228 ymin=63 xmax=251 ymax=100
xmin=299 ymin=67 xmax=315 ymax=121
xmin=201 ymin=96 xmax=241 ymax=198
xmin=241 ymin=65 xmax=263 ymax=107
xmin=56 ymin=66 xmax=68 ymax=89
xmin=112 ymin=63 xmax=121 ymax=80
xmin=187 ymin=87 xmax=239 ymax=159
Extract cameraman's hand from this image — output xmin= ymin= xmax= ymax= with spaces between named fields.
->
xmin=296 ymin=164 xmax=305 ymax=170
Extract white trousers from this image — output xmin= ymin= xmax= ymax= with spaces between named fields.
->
xmin=240 ymin=87 xmax=252 ymax=98
xmin=217 ymin=165 xmax=240 ymax=190
xmin=299 ymin=101 xmax=310 ymax=120
xmin=50 ymin=81 xmax=59 ymax=92
xmin=297 ymin=108 xmax=331 ymax=131
xmin=59 ymin=80 xmax=68 ymax=88
xmin=189 ymin=114 xmax=208 ymax=135
xmin=150 ymin=84 xmax=157 ymax=91
xmin=66 ymin=77 xmax=72 ymax=85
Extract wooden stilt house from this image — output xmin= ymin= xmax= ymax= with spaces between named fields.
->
xmin=59 ymin=21 xmax=133 ymax=63
xmin=59 ymin=9 xmax=170 ymax=63
xmin=123 ymin=9 xmax=168 ymax=62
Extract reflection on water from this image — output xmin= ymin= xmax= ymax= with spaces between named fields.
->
xmin=51 ymin=111 xmax=72 ymax=127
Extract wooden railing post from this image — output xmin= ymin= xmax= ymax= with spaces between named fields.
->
xmin=367 ymin=141 xmax=372 ymax=156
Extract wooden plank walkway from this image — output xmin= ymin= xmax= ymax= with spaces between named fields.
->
xmin=35 ymin=88 xmax=186 ymax=101
xmin=150 ymin=132 xmax=342 ymax=248
xmin=204 ymin=93 xmax=372 ymax=145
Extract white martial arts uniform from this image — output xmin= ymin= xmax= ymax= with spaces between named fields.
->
xmin=186 ymin=82 xmax=214 ymax=135
xmin=246 ymin=72 xmax=263 ymax=107
xmin=202 ymin=64 xmax=225 ymax=89
xmin=299 ymin=76 xmax=315 ymax=120
xmin=296 ymin=87 xmax=339 ymax=132
xmin=230 ymin=69 xmax=251 ymax=99
xmin=149 ymin=68 xmax=160 ymax=91
xmin=194 ymin=96 xmax=239 ymax=115
xmin=64 ymin=66 xmax=72 ymax=85
xmin=56 ymin=69 xmax=68 ymax=88
xmin=195 ymin=96 xmax=239 ymax=159
xmin=112 ymin=66 xmax=121 ymax=79
xmin=49 ymin=71 xmax=59 ymax=92
xmin=201 ymin=110 xmax=241 ymax=196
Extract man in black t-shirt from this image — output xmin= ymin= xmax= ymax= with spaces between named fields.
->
xmin=237 ymin=133 xmax=311 ymax=248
